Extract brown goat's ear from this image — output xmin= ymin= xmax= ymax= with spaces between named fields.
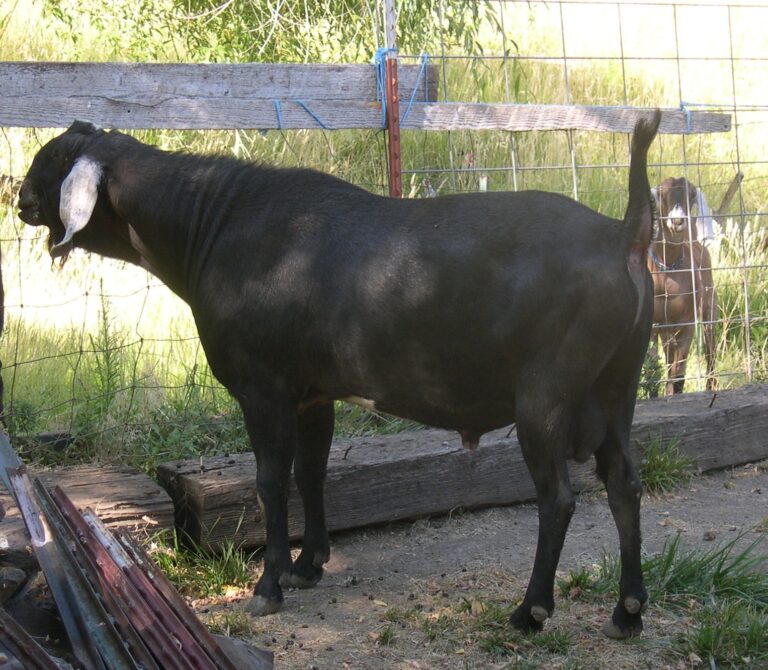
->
xmin=51 ymin=157 xmax=103 ymax=258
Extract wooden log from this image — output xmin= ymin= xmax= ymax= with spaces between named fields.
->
xmin=156 ymin=384 xmax=768 ymax=552
xmin=0 ymin=61 xmax=437 ymax=130
xmin=0 ymin=464 xmax=175 ymax=568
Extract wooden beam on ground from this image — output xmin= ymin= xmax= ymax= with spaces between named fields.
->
xmin=0 ymin=464 xmax=175 ymax=568
xmin=400 ymin=103 xmax=731 ymax=134
xmin=0 ymin=61 xmax=438 ymax=130
xmin=157 ymin=384 xmax=768 ymax=552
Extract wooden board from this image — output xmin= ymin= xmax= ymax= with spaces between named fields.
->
xmin=0 ymin=62 xmax=729 ymax=133
xmin=0 ymin=464 xmax=175 ymax=566
xmin=402 ymin=104 xmax=731 ymax=134
xmin=156 ymin=384 xmax=768 ymax=551
xmin=0 ymin=61 xmax=437 ymax=129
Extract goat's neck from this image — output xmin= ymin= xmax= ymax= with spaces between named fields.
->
xmin=109 ymin=147 xmax=233 ymax=301
xmin=650 ymin=236 xmax=685 ymax=268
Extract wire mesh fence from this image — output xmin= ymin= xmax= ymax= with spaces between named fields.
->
xmin=0 ymin=0 xmax=765 ymax=469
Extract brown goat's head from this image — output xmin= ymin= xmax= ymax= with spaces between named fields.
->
xmin=653 ymin=176 xmax=715 ymax=246
xmin=655 ymin=177 xmax=698 ymax=242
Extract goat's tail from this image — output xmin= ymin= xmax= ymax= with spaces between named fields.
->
xmin=623 ymin=109 xmax=662 ymax=253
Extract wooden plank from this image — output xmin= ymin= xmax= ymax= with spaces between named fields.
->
xmin=0 ymin=98 xmax=385 ymax=130
xmin=156 ymin=384 xmax=768 ymax=551
xmin=0 ymin=61 xmax=437 ymax=129
xmin=400 ymin=104 xmax=731 ymax=134
xmin=0 ymin=63 xmax=729 ymax=133
xmin=0 ymin=465 xmax=175 ymax=566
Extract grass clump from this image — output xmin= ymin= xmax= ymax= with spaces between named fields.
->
xmin=573 ymin=534 xmax=768 ymax=667
xmin=638 ymin=436 xmax=693 ymax=495
xmin=374 ymin=625 xmax=397 ymax=646
xmin=148 ymin=532 xmax=257 ymax=598
xmin=416 ymin=596 xmax=575 ymax=663
xmin=556 ymin=566 xmax=614 ymax=601
xmin=643 ymin=533 xmax=768 ymax=608
xmin=682 ymin=600 xmax=768 ymax=669
xmin=205 ymin=610 xmax=253 ymax=638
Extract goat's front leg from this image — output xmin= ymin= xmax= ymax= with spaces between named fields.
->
xmin=595 ymin=430 xmax=647 ymax=639
xmin=661 ymin=328 xmax=691 ymax=395
xmin=241 ymin=394 xmax=297 ymax=616
xmin=284 ymin=401 xmax=335 ymax=589
xmin=510 ymin=402 xmax=575 ymax=632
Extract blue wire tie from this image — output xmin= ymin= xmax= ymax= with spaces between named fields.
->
xmin=373 ymin=47 xmax=396 ymax=129
xmin=273 ymin=99 xmax=283 ymax=130
xmin=293 ymin=99 xmax=330 ymax=130
xmin=679 ymin=101 xmax=692 ymax=133
xmin=401 ymin=53 xmax=429 ymax=126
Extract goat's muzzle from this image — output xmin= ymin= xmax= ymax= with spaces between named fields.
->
xmin=17 ymin=181 xmax=40 ymax=225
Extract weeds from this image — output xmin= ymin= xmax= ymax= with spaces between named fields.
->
xmin=638 ymin=436 xmax=693 ymax=495
xmin=148 ymin=531 xmax=258 ymax=598
xmin=557 ymin=567 xmax=600 ymax=600
xmin=205 ymin=610 xmax=252 ymax=637
xmin=375 ymin=625 xmax=397 ymax=646
xmin=643 ymin=533 xmax=768 ymax=608
xmin=681 ymin=600 xmax=768 ymax=669
xmin=560 ymin=535 xmax=768 ymax=667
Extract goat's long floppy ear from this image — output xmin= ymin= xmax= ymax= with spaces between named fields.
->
xmin=51 ymin=157 xmax=102 ymax=258
xmin=695 ymin=187 xmax=715 ymax=243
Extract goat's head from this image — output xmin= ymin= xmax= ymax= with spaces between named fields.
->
xmin=18 ymin=121 xmax=140 ymax=264
xmin=653 ymin=176 xmax=712 ymax=244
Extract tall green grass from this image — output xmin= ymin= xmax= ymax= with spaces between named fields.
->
xmin=0 ymin=0 xmax=766 ymax=467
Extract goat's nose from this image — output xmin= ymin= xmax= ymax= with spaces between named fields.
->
xmin=17 ymin=180 xmax=38 ymax=209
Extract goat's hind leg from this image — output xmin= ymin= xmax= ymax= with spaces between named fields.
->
xmin=595 ymin=427 xmax=647 ymax=639
xmin=283 ymin=402 xmax=335 ymax=589
xmin=510 ymin=398 xmax=576 ymax=633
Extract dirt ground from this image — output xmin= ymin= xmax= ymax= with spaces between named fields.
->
xmin=199 ymin=463 xmax=768 ymax=670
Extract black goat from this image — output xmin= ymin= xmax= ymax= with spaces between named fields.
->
xmin=19 ymin=113 xmax=661 ymax=639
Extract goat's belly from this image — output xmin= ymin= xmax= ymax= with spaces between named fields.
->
xmin=348 ymin=393 xmax=517 ymax=434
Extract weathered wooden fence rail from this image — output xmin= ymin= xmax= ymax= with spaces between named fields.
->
xmin=157 ymin=384 xmax=768 ymax=552
xmin=0 ymin=61 xmax=728 ymax=133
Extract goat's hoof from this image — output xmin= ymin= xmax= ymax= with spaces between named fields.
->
xmin=531 ymin=605 xmax=550 ymax=623
xmin=602 ymin=604 xmax=644 ymax=640
xmin=602 ymin=620 xmax=631 ymax=640
xmin=623 ymin=596 xmax=647 ymax=615
xmin=602 ymin=618 xmax=643 ymax=640
xmin=281 ymin=571 xmax=322 ymax=590
xmin=510 ymin=605 xmax=545 ymax=633
xmin=244 ymin=594 xmax=283 ymax=616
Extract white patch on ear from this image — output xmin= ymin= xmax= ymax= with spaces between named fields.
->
xmin=51 ymin=157 xmax=102 ymax=257
xmin=695 ymin=188 xmax=715 ymax=243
